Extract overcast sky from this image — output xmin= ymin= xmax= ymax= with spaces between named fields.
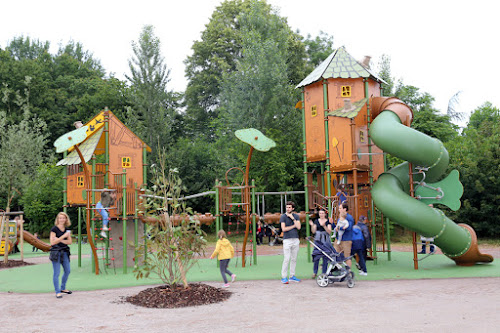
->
xmin=1 ymin=0 xmax=498 ymax=123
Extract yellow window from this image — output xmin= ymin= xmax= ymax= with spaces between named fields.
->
xmin=341 ymin=86 xmax=351 ymax=97
xmin=77 ymin=176 xmax=84 ymax=188
xmin=122 ymin=157 xmax=131 ymax=168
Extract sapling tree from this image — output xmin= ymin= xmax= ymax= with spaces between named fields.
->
xmin=134 ymin=148 xmax=206 ymax=288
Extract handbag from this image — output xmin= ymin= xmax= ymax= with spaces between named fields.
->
xmin=49 ymin=249 xmax=61 ymax=262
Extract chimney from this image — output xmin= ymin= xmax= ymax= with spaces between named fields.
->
xmin=361 ymin=56 xmax=371 ymax=69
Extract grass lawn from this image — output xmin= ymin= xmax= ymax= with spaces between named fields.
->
xmin=1 ymin=241 xmax=498 ymax=293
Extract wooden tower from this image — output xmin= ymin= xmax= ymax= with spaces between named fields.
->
xmin=57 ymin=109 xmax=151 ymax=271
xmin=297 ymin=46 xmax=386 ymax=222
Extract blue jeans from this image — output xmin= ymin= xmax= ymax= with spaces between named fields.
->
xmin=352 ymin=249 xmax=367 ymax=273
xmin=52 ymin=251 xmax=71 ymax=294
xmin=96 ymin=201 xmax=109 ymax=227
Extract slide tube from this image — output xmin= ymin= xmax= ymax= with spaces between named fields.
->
xmin=370 ymin=98 xmax=493 ymax=266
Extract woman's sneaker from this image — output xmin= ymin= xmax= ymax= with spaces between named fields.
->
xmin=281 ymin=277 xmax=289 ymax=284
xmin=289 ymin=276 xmax=301 ymax=283
xmin=231 ymin=274 xmax=237 ymax=282
xmin=359 ymin=271 xmax=368 ymax=276
xmin=222 ymin=283 xmax=230 ymax=288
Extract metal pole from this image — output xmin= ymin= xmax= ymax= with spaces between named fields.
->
xmin=301 ymin=89 xmax=312 ymax=261
xmin=122 ymin=168 xmax=127 ymax=274
xmin=323 ymin=79 xmax=332 ymax=206
xmin=134 ymin=182 xmax=139 ymax=264
xmin=78 ymin=207 xmax=82 ymax=267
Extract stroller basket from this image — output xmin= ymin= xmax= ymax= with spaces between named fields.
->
xmin=306 ymin=236 xmax=355 ymax=288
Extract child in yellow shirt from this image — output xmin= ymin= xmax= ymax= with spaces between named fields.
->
xmin=210 ymin=230 xmax=236 ymax=287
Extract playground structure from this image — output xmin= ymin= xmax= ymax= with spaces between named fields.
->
xmin=0 ymin=212 xmax=50 ymax=259
xmin=297 ymin=46 xmax=493 ymax=266
xmin=55 ymin=109 xmax=151 ymax=274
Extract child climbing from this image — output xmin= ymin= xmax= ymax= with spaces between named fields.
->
xmin=210 ymin=230 xmax=236 ymax=288
xmin=96 ymin=190 xmax=116 ymax=238
xmin=332 ymin=211 xmax=349 ymax=245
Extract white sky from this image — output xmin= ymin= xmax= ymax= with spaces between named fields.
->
xmin=1 ymin=0 xmax=499 ymax=123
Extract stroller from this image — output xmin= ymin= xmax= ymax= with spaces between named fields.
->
xmin=267 ymin=224 xmax=283 ymax=246
xmin=307 ymin=236 xmax=355 ymax=288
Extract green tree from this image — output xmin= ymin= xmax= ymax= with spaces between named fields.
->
xmin=20 ymin=163 xmax=63 ymax=236
xmin=395 ymin=82 xmax=458 ymax=143
xmin=126 ymin=25 xmax=178 ymax=158
xmin=0 ymin=79 xmax=49 ymax=209
xmin=302 ymin=31 xmax=335 ymax=74
xmin=377 ymin=54 xmax=394 ymax=96
xmin=0 ymin=37 xmax=130 ymax=146
xmin=217 ymin=0 xmax=303 ymax=192
xmin=183 ymin=0 xmax=306 ymax=139
xmin=134 ymin=149 xmax=206 ymax=288
xmin=446 ymin=102 xmax=500 ymax=237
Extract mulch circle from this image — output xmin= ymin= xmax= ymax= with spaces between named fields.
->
xmin=0 ymin=260 xmax=34 ymax=270
xmin=125 ymin=283 xmax=231 ymax=308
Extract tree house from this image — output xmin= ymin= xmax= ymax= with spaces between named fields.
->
xmin=297 ymin=47 xmax=386 ymax=221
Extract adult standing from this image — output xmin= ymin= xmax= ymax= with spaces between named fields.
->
xmin=280 ymin=201 xmax=301 ymax=284
xmin=333 ymin=203 xmax=354 ymax=269
xmin=50 ymin=212 xmax=73 ymax=299
xmin=309 ymin=208 xmax=332 ymax=278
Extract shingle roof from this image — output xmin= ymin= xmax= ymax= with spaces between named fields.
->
xmin=296 ymin=46 xmax=386 ymax=88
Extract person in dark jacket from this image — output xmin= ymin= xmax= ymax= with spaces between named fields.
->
xmin=351 ymin=224 xmax=367 ymax=276
xmin=357 ymin=216 xmax=372 ymax=259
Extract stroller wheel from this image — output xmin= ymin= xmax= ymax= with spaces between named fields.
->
xmin=316 ymin=274 xmax=329 ymax=287
xmin=347 ymin=271 xmax=355 ymax=288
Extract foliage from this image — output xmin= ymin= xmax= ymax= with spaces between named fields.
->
xmin=20 ymin=163 xmax=63 ymax=236
xmin=302 ymin=31 xmax=334 ymax=75
xmin=0 ymin=79 xmax=49 ymax=209
xmin=183 ymin=0 xmax=306 ymax=139
xmin=126 ymin=25 xmax=179 ymax=161
xmin=0 ymin=37 xmax=131 ymax=147
xmin=134 ymin=149 xmax=207 ymax=288
xmin=394 ymin=82 xmax=458 ymax=143
xmin=446 ymin=102 xmax=500 ymax=237
xmin=216 ymin=0 xmax=303 ymax=194
xmin=377 ymin=54 xmax=394 ymax=96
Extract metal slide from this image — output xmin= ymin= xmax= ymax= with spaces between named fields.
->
xmin=369 ymin=97 xmax=493 ymax=266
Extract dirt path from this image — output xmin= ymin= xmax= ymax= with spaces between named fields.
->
xmin=1 ymin=277 xmax=499 ymax=332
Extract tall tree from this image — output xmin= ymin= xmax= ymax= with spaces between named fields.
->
xmin=302 ymin=31 xmax=334 ymax=74
xmin=126 ymin=25 xmax=178 ymax=157
xmin=377 ymin=54 xmax=394 ymax=96
xmin=395 ymin=82 xmax=458 ymax=143
xmin=446 ymin=102 xmax=500 ymax=237
xmin=183 ymin=0 xmax=306 ymax=139
xmin=217 ymin=0 xmax=303 ymax=192
xmin=0 ymin=78 xmax=49 ymax=209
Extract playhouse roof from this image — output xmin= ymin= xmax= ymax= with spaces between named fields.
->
xmin=56 ymin=110 xmax=151 ymax=166
xmin=296 ymin=46 xmax=386 ymax=88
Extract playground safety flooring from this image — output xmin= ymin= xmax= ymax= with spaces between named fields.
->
xmin=1 ymin=243 xmax=499 ymax=332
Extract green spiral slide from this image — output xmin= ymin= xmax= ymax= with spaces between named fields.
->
xmin=369 ymin=97 xmax=493 ymax=266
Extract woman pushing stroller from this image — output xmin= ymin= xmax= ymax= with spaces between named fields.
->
xmin=309 ymin=208 xmax=332 ymax=278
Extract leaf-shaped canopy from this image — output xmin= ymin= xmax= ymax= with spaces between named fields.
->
xmin=235 ymin=128 xmax=276 ymax=152
xmin=53 ymin=126 xmax=89 ymax=153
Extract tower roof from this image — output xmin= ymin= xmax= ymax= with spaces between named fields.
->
xmin=296 ymin=46 xmax=386 ymax=88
